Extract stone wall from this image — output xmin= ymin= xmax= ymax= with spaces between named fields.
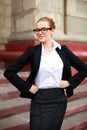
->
xmin=0 ymin=0 xmax=87 ymax=48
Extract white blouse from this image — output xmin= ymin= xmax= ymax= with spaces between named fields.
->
xmin=35 ymin=40 xmax=64 ymax=89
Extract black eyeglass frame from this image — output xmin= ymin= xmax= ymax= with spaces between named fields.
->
xmin=33 ymin=27 xmax=52 ymax=34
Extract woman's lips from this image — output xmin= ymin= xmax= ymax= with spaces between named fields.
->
xmin=38 ymin=36 xmax=44 ymax=39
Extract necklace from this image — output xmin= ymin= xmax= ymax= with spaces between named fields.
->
xmin=43 ymin=42 xmax=53 ymax=51
xmin=44 ymin=48 xmax=53 ymax=51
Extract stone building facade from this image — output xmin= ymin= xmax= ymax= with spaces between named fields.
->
xmin=0 ymin=0 xmax=87 ymax=50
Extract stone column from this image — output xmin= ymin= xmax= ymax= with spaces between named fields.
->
xmin=9 ymin=0 xmax=36 ymax=41
xmin=0 ymin=0 xmax=12 ymax=49
xmin=35 ymin=0 xmax=65 ymax=40
xmin=8 ymin=0 xmax=87 ymax=42
xmin=64 ymin=0 xmax=87 ymax=42
xmin=9 ymin=0 xmax=65 ymax=42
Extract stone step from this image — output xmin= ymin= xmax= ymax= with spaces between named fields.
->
xmin=66 ymin=97 xmax=87 ymax=117
xmin=0 ymin=94 xmax=86 ymax=122
xmin=0 ymin=112 xmax=29 ymax=130
xmin=0 ymin=70 xmax=87 ymax=86
xmin=0 ymin=71 xmax=29 ymax=86
xmin=62 ymin=111 xmax=87 ymax=130
xmin=0 ymin=109 xmax=87 ymax=130
xmin=0 ymin=71 xmax=30 ymax=100
xmin=0 ymin=79 xmax=87 ymax=120
xmin=0 ymin=85 xmax=20 ymax=100
xmin=68 ymin=84 xmax=87 ymax=101
xmin=0 ymin=83 xmax=87 ymax=101
xmin=0 ymin=70 xmax=87 ymax=130
xmin=0 ymin=97 xmax=31 ymax=119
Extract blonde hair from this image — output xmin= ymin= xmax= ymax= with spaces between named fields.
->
xmin=36 ymin=17 xmax=56 ymax=29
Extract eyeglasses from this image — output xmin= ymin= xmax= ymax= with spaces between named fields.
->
xmin=33 ymin=27 xmax=52 ymax=34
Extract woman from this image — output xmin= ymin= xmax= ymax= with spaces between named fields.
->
xmin=4 ymin=17 xmax=87 ymax=130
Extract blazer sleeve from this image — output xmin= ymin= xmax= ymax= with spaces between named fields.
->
xmin=4 ymin=46 xmax=34 ymax=93
xmin=63 ymin=45 xmax=87 ymax=89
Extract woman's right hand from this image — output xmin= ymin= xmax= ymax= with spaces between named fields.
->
xmin=29 ymin=84 xmax=39 ymax=94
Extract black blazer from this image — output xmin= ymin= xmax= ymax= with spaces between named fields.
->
xmin=4 ymin=44 xmax=87 ymax=98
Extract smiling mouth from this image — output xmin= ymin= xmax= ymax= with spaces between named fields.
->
xmin=38 ymin=36 xmax=44 ymax=39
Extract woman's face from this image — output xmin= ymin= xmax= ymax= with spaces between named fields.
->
xmin=35 ymin=21 xmax=55 ymax=43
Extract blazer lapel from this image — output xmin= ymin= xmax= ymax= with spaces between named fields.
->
xmin=56 ymin=46 xmax=69 ymax=80
xmin=34 ymin=44 xmax=42 ymax=76
xmin=56 ymin=46 xmax=67 ymax=67
xmin=27 ymin=44 xmax=42 ymax=83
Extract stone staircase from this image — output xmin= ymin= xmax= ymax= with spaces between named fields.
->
xmin=0 ymin=70 xmax=87 ymax=130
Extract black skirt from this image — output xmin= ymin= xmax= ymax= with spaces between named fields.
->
xmin=30 ymin=88 xmax=67 ymax=130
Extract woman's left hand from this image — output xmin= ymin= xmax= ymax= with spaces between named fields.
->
xmin=59 ymin=80 xmax=70 ymax=88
